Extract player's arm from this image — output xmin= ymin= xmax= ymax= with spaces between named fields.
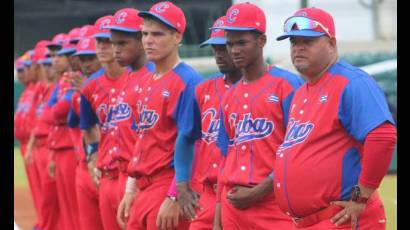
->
xmin=332 ymin=77 xmax=397 ymax=227
xmin=51 ymin=87 xmax=74 ymax=123
xmin=79 ymin=90 xmax=101 ymax=185
xmin=24 ymin=132 xmax=36 ymax=164
xmin=173 ymin=80 xmax=202 ymax=220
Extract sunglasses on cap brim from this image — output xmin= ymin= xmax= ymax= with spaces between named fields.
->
xmin=283 ymin=16 xmax=332 ymax=38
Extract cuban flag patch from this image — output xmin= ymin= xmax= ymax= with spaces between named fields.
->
xmin=162 ymin=90 xmax=170 ymax=97
xmin=267 ymin=94 xmax=279 ymax=103
xmin=319 ymin=95 xmax=328 ymax=103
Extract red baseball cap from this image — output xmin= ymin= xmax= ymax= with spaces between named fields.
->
xmin=68 ymin=27 xmax=82 ymax=43
xmin=47 ymin=33 xmax=70 ymax=50
xmin=21 ymin=50 xmax=34 ymax=66
xmin=217 ymin=2 xmax=266 ymax=33
xmin=276 ymin=7 xmax=335 ymax=41
xmin=138 ymin=1 xmax=186 ymax=34
xmin=78 ymin=25 xmax=98 ymax=39
xmin=56 ymin=35 xmax=77 ymax=56
xmin=199 ymin=16 xmax=227 ymax=48
xmin=73 ymin=37 xmax=97 ymax=56
xmin=15 ymin=57 xmax=25 ymax=70
xmin=32 ymin=47 xmax=49 ymax=62
xmin=34 ymin=40 xmax=52 ymax=50
xmin=107 ymin=8 xmax=143 ymax=33
xmin=94 ymin=15 xmax=114 ymax=38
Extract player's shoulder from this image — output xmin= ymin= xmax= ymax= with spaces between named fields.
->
xmin=328 ymin=60 xmax=373 ymax=82
xmin=196 ymin=72 xmax=224 ymax=88
xmin=268 ymin=66 xmax=304 ymax=89
xmin=83 ymin=68 xmax=105 ymax=88
xmin=173 ymin=62 xmax=204 ymax=86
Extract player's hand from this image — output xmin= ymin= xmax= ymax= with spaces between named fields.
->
xmin=176 ymin=182 xmax=202 ymax=221
xmin=117 ymin=191 xmax=136 ymax=229
xmin=330 ymin=201 xmax=366 ymax=229
xmin=24 ymin=146 xmax=33 ymax=165
xmin=212 ymin=202 xmax=222 ymax=230
xmin=69 ymin=71 xmax=85 ymax=92
xmin=227 ymin=177 xmax=273 ymax=210
xmin=48 ymin=161 xmax=56 ymax=178
xmin=156 ymin=197 xmax=180 ymax=230
xmin=87 ymin=153 xmax=100 ymax=187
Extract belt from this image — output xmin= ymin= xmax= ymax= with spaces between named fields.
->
xmin=292 ymin=204 xmax=343 ymax=228
xmin=135 ymin=169 xmax=174 ymax=191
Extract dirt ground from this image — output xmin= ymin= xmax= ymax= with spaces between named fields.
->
xmin=14 ymin=186 xmax=36 ymax=230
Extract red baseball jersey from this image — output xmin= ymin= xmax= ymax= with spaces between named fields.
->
xmin=14 ymin=83 xmax=37 ymax=143
xmin=192 ymin=73 xmax=232 ymax=185
xmin=80 ymin=64 xmax=154 ymax=171
xmin=127 ymin=62 xmax=203 ymax=178
xmin=217 ymin=66 xmax=303 ymax=187
xmin=45 ymin=75 xmax=76 ymax=150
xmin=274 ymin=60 xmax=395 ymax=218
xmin=32 ymin=83 xmax=55 ymax=139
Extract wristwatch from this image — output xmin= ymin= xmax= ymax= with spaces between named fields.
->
xmin=350 ymin=185 xmax=369 ymax=204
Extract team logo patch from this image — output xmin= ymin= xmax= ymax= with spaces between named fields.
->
xmin=16 ymin=103 xmax=30 ymax=113
xmin=79 ymin=27 xmax=88 ymax=36
xmin=228 ymin=113 xmax=274 ymax=145
xmin=161 ymin=90 xmax=170 ymax=97
xmin=80 ymin=38 xmax=90 ymax=49
xmin=116 ymin=12 xmax=128 ymax=24
xmin=267 ymin=94 xmax=279 ymax=103
xmin=100 ymin=18 xmax=111 ymax=29
xmin=227 ymin=9 xmax=239 ymax=23
xmin=201 ymin=108 xmax=220 ymax=144
xmin=155 ymin=2 xmax=169 ymax=13
xmin=97 ymin=102 xmax=132 ymax=132
xmin=279 ymin=118 xmax=314 ymax=149
xmin=136 ymin=102 xmax=159 ymax=130
xmin=35 ymin=103 xmax=45 ymax=117
xmin=319 ymin=95 xmax=328 ymax=103
xmin=213 ymin=19 xmax=224 ymax=32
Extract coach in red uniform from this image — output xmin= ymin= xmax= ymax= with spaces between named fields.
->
xmin=274 ymin=7 xmax=396 ymax=229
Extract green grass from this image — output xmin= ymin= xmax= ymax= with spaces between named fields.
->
xmin=13 ymin=147 xmax=397 ymax=229
xmin=14 ymin=147 xmax=28 ymax=187
xmin=379 ymin=175 xmax=397 ymax=230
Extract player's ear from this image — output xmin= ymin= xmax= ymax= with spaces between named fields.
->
xmin=174 ymin=31 xmax=183 ymax=45
xmin=258 ymin=33 xmax=267 ymax=48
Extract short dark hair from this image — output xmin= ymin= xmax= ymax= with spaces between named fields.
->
xmin=249 ymin=30 xmax=263 ymax=38
xmin=111 ymin=29 xmax=142 ymax=40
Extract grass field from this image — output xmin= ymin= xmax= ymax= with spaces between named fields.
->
xmin=14 ymin=147 xmax=397 ymax=229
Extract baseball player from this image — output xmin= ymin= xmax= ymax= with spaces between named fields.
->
xmin=68 ymin=33 xmax=104 ymax=230
xmin=211 ymin=3 xmax=304 ymax=229
xmin=79 ymin=9 xmax=152 ymax=230
xmin=68 ymin=34 xmax=105 ymax=230
xmin=176 ymin=15 xmax=243 ymax=230
xmin=274 ymin=7 xmax=396 ymax=229
xmin=19 ymin=47 xmax=52 ymax=230
xmin=28 ymin=43 xmax=63 ymax=230
xmin=119 ymin=2 xmax=202 ymax=229
xmin=45 ymin=34 xmax=81 ymax=230
xmin=14 ymin=52 xmax=44 ymax=230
